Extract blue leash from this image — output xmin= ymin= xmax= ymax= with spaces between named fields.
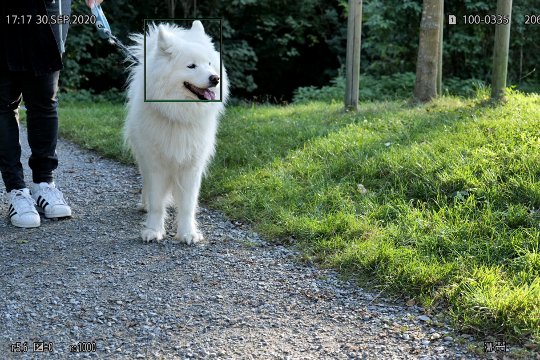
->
xmin=91 ymin=3 xmax=140 ymax=65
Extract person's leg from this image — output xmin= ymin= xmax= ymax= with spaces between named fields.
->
xmin=0 ymin=70 xmax=25 ymax=192
xmin=22 ymin=70 xmax=71 ymax=219
xmin=0 ymin=71 xmax=41 ymax=228
xmin=21 ymin=71 xmax=59 ymax=184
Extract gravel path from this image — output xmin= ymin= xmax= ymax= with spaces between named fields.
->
xmin=0 ymin=128 xmax=493 ymax=359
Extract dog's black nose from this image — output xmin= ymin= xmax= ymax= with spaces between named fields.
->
xmin=209 ymin=75 xmax=220 ymax=86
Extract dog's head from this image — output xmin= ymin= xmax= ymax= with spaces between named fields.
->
xmin=146 ymin=21 xmax=226 ymax=102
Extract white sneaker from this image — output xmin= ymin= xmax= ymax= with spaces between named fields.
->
xmin=8 ymin=188 xmax=41 ymax=228
xmin=30 ymin=182 xmax=72 ymax=219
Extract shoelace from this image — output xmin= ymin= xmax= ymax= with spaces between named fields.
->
xmin=40 ymin=185 xmax=67 ymax=205
xmin=11 ymin=190 xmax=37 ymax=213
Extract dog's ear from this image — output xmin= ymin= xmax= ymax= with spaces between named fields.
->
xmin=191 ymin=20 xmax=205 ymax=34
xmin=158 ymin=25 xmax=174 ymax=55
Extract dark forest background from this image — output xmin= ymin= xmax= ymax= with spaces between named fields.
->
xmin=61 ymin=0 xmax=540 ymax=102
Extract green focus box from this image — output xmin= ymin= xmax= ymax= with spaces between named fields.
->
xmin=143 ymin=18 xmax=223 ymax=103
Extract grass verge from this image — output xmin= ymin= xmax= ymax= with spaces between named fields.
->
xmin=56 ymin=92 xmax=540 ymax=344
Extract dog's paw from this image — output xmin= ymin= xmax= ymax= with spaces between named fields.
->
xmin=141 ymin=228 xmax=165 ymax=243
xmin=174 ymin=231 xmax=203 ymax=245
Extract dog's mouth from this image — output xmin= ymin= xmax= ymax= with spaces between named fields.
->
xmin=184 ymin=82 xmax=216 ymax=101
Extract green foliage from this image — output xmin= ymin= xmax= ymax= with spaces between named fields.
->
xmin=59 ymin=88 xmax=125 ymax=104
xmin=59 ymin=0 xmax=539 ymax=100
xmin=221 ymin=28 xmax=258 ymax=93
xmin=359 ymin=73 xmax=417 ymax=100
xmin=213 ymin=0 xmax=345 ymax=98
xmin=293 ymin=73 xmax=417 ymax=103
xmin=361 ymin=0 xmax=540 ymax=87
xmin=60 ymin=0 xmax=345 ymax=99
xmin=61 ymin=1 xmax=136 ymax=92
xmin=293 ymin=76 xmax=346 ymax=104
xmin=444 ymin=1 xmax=540 ymax=84
xmin=293 ymin=73 xmax=488 ymax=103
xmin=443 ymin=78 xmax=486 ymax=98
xmin=362 ymin=0 xmax=422 ymax=74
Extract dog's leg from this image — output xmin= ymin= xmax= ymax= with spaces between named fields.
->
xmin=141 ymin=172 xmax=170 ymax=242
xmin=137 ymin=173 xmax=149 ymax=212
xmin=173 ymin=167 xmax=204 ymax=245
xmin=134 ymin=153 xmax=149 ymax=212
xmin=137 ymin=189 xmax=148 ymax=212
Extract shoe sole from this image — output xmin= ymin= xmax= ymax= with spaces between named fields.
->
xmin=36 ymin=206 xmax=72 ymax=219
xmin=11 ymin=219 xmax=41 ymax=228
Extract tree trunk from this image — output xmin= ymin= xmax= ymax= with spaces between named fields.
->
xmin=180 ymin=0 xmax=192 ymax=17
xmin=344 ymin=0 xmax=363 ymax=111
xmin=167 ymin=0 xmax=197 ymax=18
xmin=167 ymin=0 xmax=176 ymax=18
xmin=491 ymin=0 xmax=513 ymax=101
xmin=413 ymin=0 xmax=443 ymax=103
xmin=436 ymin=1 xmax=444 ymax=95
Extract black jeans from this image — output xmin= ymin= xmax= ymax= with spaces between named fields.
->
xmin=0 ymin=70 xmax=59 ymax=192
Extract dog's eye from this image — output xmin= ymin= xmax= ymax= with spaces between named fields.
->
xmin=187 ymin=64 xmax=197 ymax=69
xmin=209 ymin=62 xmax=211 ymax=66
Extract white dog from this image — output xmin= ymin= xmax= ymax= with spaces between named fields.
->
xmin=124 ymin=21 xmax=229 ymax=243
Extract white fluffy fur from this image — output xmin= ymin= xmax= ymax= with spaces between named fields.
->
xmin=124 ymin=21 xmax=229 ymax=243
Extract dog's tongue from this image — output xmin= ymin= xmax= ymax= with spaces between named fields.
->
xmin=203 ymin=89 xmax=216 ymax=101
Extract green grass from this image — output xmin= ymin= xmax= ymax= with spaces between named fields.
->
xmin=56 ymin=92 xmax=540 ymax=344
xmin=57 ymin=103 xmax=131 ymax=163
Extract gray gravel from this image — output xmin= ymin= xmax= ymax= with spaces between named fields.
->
xmin=0 ymin=127 xmax=497 ymax=359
